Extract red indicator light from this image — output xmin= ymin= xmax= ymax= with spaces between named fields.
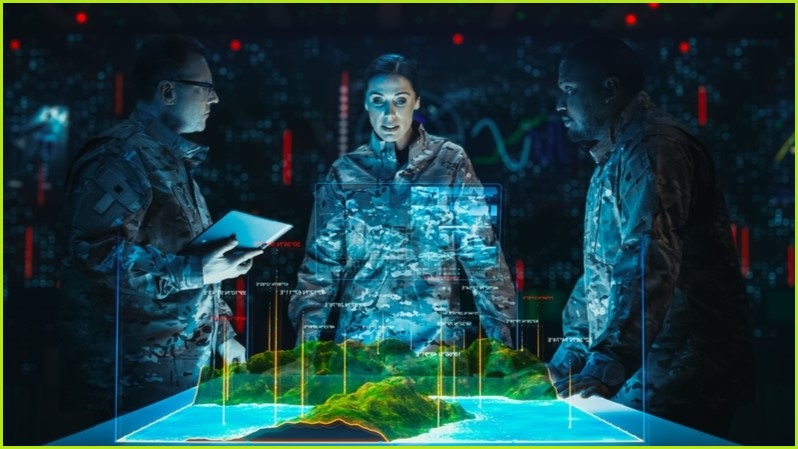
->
xmin=75 ymin=11 xmax=88 ymax=25
xmin=230 ymin=39 xmax=242 ymax=52
xmin=24 ymin=227 xmax=34 ymax=279
xmin=625 ymin=13 xmax=638 ymax=26
xmin=648 ymin=3 xmax=660 ymax=9
xmin=234 ymin=278 xmax=246 ymax=334
xmin=678 ymin=41 xmax=691 ymax=54
xmin=515 ymin=259 xmax=525 ymax=292
xmin=452 ymin=33 xmax=464 ymax=46
xmin=282 ymin=129 xmax=293 ymax=186
xmin=697 ymin=85 xmax=707 ymax=126
xmin=9 ymin=39 xmax=21 ymax=51
xmin=114 ymin=72 xmax=125 ymax=117
xmin=740 ymin=226 xmax=750 ymax=277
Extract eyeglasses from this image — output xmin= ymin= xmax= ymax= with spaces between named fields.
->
xmin=167 ymin=79 xmax=215 ymax=95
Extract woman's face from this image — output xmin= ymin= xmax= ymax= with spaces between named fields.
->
xmin=365 ymin=73 xmax=420 ymax=150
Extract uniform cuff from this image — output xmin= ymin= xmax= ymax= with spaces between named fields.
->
xmin=181 ymin=255 xmax=206 ymax=289
xmin=549 ymin=344 xmax=587 ymax=381
xmin=581 ymin=352 xmax=626 ymax=388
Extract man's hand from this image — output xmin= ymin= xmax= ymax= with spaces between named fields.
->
xmin=553 ymin=373 xmax=612 ymax=399
xmin=201 ymin=237 xmax=262 ymax=284
xmin=217 ymin=338 xmax=246 ymax=365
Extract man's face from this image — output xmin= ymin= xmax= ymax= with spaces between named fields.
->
xmin=556 ymin=59 xmax=611 ymax=143
xmin=167 ymin=52 xmax=219 ymax=134
xmin=365 ymin=73 xmax=420 ymax=150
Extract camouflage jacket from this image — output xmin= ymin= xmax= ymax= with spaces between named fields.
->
xmin=549 ymin=92 xmax=753 ymax=414
xmin=63 ymin=106 xmax=234 ymax=378
xmin=288 ymin=122 xmax=515 ymax=351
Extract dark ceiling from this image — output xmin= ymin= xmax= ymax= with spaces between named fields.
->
xmin=3 ymin=3 xmax=794 ymax=38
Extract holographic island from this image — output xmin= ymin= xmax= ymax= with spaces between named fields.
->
xmin=194 ymin=338 xmax=556 ymax=441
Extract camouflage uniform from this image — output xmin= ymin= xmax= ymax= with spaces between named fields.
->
xmin=61 ymin=106 xmax=235 ymax=416
xmin=549 ymin=92 xmax=753 ymax=432
xmin=288 ymin=122 xmax=515 ymax=352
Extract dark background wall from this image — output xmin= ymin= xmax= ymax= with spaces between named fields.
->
xmin=2 ymin=3 xmax=794 ymax=445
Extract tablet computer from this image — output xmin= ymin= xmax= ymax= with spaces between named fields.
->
xmin=181 ymin=211 xmax=293 ymax=254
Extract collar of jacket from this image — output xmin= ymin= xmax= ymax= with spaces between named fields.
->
xmin=130 ymin=105 xmax=210 ymax=167
xmin=586 ymin=91 xmax=654 ymax=165
xmin=368 ymin=121 xmax=436 ymax=179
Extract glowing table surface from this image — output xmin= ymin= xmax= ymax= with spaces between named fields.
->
xmin=50 ymin=387 xmax=733 ymax=446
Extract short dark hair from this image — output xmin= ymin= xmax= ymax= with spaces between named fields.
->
xmin=131 ymin=34 xmax=207 ymax=101
xmin=363 ymin=53 xmax=421 ymax=97
xmin=563 ymin=37 xmax=644 ymax=95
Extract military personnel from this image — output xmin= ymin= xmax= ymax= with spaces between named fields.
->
xmin=548 ymin=37 xmax=753 ymax=438
xmin=288 ymin=54 xmax=516 ymax=352
xmin=60 ymin=35 xmax=261 ymax=425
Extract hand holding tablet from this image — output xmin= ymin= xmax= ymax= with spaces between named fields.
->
xmin=182 ymin=211 xmax=293 ymax=284
xmin=181 ymin=210 xmax=293 ymax=253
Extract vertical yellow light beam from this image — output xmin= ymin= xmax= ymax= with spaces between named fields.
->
xmin=343 ymin=336 xmax=347 ymax=395
xmin=221 ymin=319 xmax=227 ymax=425
xmin=478 ymin=326 xmax=483 ymax=408
xmin=452 ymin=342 xmax=456 ymax=397
xmin=300 ymin=317 xmax=305 ymax=417
xmin=568 ymin=364 xmax=573 ymax=429
xmin=536 ymin=303 xmax=541 ymax=358
xmin=273 ymin=285 xmax=279 ymax=425
xmin=537 ymin=323 xmax=541 ymax=358
xmin=437 ymin=315 xmax=443 ymax=428
xmin=461 ymin=333 xmax=466 ymax=397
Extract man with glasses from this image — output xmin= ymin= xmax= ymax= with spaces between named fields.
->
xmin=61 ymin=35 xmax=261 ymax=426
